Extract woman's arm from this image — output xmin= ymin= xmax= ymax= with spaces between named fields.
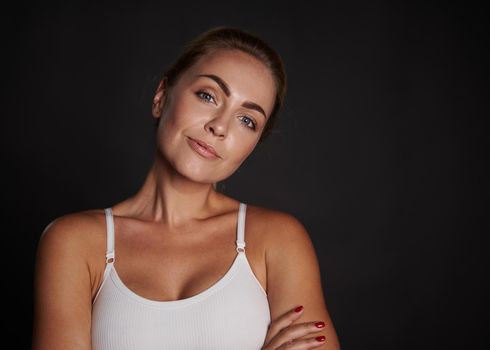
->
xmin=32 ymin=215 xmax=95 ymax=350
xmin=265 ymin=212 xmax=341 ymax=349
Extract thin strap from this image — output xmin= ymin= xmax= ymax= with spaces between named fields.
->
xmin=104 ymin=208 xmax=115 ymax=263
xmin=236 ymin=203 xmax=247 ymax=253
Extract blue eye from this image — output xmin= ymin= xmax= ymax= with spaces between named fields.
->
xmin=196 ymin=91 xmax=215 ymax=103
xmin=240 ymin=116 xmax=257 ymax=130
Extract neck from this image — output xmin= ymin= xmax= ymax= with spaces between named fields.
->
xmin=122 ymin=149 xmax=221 ymax=228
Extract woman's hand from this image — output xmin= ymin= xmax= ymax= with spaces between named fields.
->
xmin=261 ymin=306 xmax=327 ymax=349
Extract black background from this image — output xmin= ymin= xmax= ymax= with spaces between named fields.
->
xmin=1 ymin=1 xmax=487 ymax=349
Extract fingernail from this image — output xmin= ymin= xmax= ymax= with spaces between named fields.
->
xmin=315 ymin=321 xmax=325 ymax=328
xmin=294 ymin=305 xmax=304 ymax=313
xmin=316 ymin=335 xmax=326 ymax=342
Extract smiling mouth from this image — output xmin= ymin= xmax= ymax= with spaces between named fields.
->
xmin=186 ymin=137 xmax=221 ymax=159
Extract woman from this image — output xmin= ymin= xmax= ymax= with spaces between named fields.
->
xmin=32 ymin=26 xmax=341 ymax=349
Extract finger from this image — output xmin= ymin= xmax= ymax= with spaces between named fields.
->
xmin=276 ymin=335 xmax=327 ymax=350
xmin=263 ymin=306 xmax=305 ymax=346
xmin=265 ymin=321 xmax=326 ymax=350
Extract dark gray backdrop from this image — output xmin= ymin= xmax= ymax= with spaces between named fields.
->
xmin=1 ymin=1 xmax=487 ymax=349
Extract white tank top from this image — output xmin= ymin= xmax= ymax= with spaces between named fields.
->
xmin=91 ymin=203 xmax=271 ymax=349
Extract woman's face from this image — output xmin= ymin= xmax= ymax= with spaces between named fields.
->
xmin=152 ymin=49 xmax=276 ymax=184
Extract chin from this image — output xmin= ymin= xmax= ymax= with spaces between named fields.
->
xmin=173 ymin=161 xmax=219 ymax=184
xmin=178 ymin=161 xmax=239 ymax=185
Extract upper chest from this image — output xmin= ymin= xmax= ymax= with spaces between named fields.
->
xmin=90 ymin=213 xmax=267 ymax=302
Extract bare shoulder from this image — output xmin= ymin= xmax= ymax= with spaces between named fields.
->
xmin=33 ymin=208 xmax=107 ymax=349
xmin=36 ymin=208 xmax=107 ymax=263
xmin=246 ymin=204 xmax=313 ymax=252
xmin=245 ymin=204 xmax=319 ymax=278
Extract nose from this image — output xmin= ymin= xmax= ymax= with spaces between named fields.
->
xmin=204 ymin=113 xmax=228 ymax=138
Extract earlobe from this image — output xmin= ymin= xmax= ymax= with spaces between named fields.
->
xmin=152 ymin=78 xmax=168 ymax=118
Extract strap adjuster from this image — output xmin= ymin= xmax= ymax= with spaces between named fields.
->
xmin=105 ymin=251 xmax=115 ymax=264
xmin=236 ymin=241 xmax=246 ymax=253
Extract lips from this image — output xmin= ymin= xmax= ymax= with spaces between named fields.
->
xmin=186 ymin=137 xmax=221 ymax=159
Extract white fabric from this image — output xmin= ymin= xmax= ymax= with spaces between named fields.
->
xmin=92 ymin=203 xmax=271 ymax=350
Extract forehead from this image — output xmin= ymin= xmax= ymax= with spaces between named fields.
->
xmin=183 ymin=49 xmax=277 ymax=116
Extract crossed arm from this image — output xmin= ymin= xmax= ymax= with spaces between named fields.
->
xmin=263 ymin=211 xmax=341 ymax=349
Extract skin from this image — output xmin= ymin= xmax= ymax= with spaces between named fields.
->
xmin=32 ymin=49 xmax=341 ymax=349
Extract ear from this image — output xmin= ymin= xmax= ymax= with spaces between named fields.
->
xmin=152 ymin=77 xmax=168 ymax=118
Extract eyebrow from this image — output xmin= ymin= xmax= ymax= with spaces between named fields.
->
xmin=196 ymin=74 xmax=267 ymax=119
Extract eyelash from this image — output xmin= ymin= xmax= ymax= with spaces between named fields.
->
xmin=196 ymin=90 xmax=216 ymax=104
xmin=195 ymin=90 xmax=257 ymax=131
xmin=238 ymin=115 xmax=257 ymax=130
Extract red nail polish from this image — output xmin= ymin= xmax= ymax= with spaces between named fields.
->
xmin=316 ymin=335 xmax=326 ymax=342
xmin=315 ymin=321 xmax=325 ymax=328
xmin=294 ymin=305 xmax=303 ymax=313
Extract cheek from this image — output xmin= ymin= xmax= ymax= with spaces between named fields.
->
xmin=161 ymin=96 xmax=195 ymax=129
xmin=157 ymin=96 xmax=200 ymax=145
